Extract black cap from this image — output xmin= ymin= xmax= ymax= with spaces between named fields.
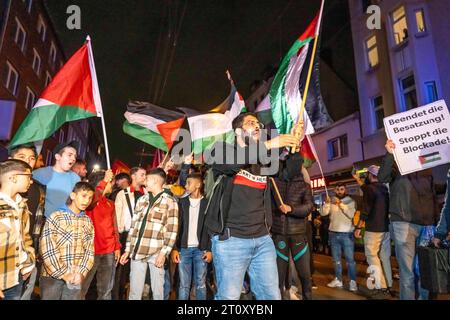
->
xmin=53 ymin=140 xmax=79 ymax=155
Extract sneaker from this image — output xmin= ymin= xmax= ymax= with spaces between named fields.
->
xmin=349 ymin=280 xmax=358 ymax=292
xmin=327 ymin=278 xmax=343 ymax=288
xmin=311 ymin=281 xmax=318 ymax=290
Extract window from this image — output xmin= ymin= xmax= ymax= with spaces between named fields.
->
xmin=59 ymin=130 xmax=65 ymax=143
xmin=3 ymin=61 xmax=19 ymax=96
xmin=327 ymin=135 xmax=348 ymax=160
xmin=400 ymin=75 xmax=418 ymax=110
xmin=32 ymin=49 xmax=41 ymax=75
xmin=45 ymin=72 xmax=52 ymax=86
xmin=415 ymin=9 xmax=426 ymax=33
xmin=391 ymin=6 xmax=408 ymax=45
xmin=25 ymin=87 xmax=36 ymax=110
xmin=14 ymin=18 xmax=27 ymax=52
xmin=49 ymin=42 xmax=57 ymax=64
xmin=37 ymin=16 xmax=46 ymax=42
xmin=372 ymin=95 xmax=384 ymax=130
xmin=365 ymin=35 xmax=379 ymax=68
xmin=45 ymin=150 xmax=53 ymax=166
xmin=25 ymin=0 xmax=32 ymax=13
xmin=425 ymin=81 xmax=438 ymax=104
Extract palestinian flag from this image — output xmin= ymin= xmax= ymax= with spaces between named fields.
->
xmin=9 ymin=37 xmax=103 ymax=148
xmin=111 ymin=159 xmax=130 ymax=174
xmin=269 ymin=4 xmax=332 ymax=135
xmin=187 ymin=83 xmax=246 ymax=154
xmin=123 ymin=101 xmax=185 ymax=152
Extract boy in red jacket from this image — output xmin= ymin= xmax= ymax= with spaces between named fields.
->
xmin=80 ymin=170 xmax=121 ymax=300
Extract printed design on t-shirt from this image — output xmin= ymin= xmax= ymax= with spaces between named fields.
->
xmin=233 ymin=170 xmax=267 ymax=190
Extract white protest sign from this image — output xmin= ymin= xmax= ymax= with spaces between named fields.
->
xmin=383 ymin=100 xmax=450 ymax=175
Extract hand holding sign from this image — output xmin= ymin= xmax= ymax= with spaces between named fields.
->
xmin=383 ymin=100 xmax=450 ymax=175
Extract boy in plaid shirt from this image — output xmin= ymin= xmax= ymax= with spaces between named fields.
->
xmin=0 ymin=160 xmax=35 ymax=300
xmin=39 ymin=182 xmax=95 ymax=300
xmin=120 ymin=168 xmax=178 ymax=300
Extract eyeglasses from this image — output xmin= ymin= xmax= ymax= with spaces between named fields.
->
xmin=243 ymin=120 xmax=265 ymax=129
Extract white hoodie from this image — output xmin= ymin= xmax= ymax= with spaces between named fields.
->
xmin=320 ymin=196 xmax=356 ymax=233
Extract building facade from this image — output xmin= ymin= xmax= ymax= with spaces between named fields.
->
xmin=348 ymin=0 xmax=450 ymax=185
xmin=0 ymin=0 xmax=102 ymax=169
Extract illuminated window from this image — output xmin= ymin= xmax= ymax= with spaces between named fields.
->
xmin=365 ymin=35 xmax=379 ymax=68
xmin=415 ymin=9 xmax=426 ymax=33
xmin=391 ymin=6 xmax=408 ymax=45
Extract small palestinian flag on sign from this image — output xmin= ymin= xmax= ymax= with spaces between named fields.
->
xmin=419 ymin=151 xmax=442 ymax=165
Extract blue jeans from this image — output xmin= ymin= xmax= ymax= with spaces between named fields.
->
xmin=178 ymin=247 xmax=208 ymax=300
xmin=391 ymin=221 xmax=429 ymax=300
xmin=329 ymin=231 xmax=357 ymax=282
xmin=3 ymin=277 xmax=23 ymax=300
xmin=212 ymin=234 xmax=281 ymax=300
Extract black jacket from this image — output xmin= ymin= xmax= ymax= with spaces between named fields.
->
xmin=175 ymin=196 xmax=211 ymax=251
xmin=271 ymin=174 xmax=314 ymax=235
xmin=378 ymin=153 xmax=438 ymax=225
xmin=204 ymin=141 xmax=303 ymax=236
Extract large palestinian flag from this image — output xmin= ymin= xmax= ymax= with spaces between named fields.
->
xmin=269 ymin=5 xmax=332 ymax=135
xmin=9 ymin=37 xmax=103 ymax=148
xmin=123 ymin=101 xmax=185 ymax=152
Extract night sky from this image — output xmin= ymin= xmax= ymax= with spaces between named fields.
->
xmin=44 ymin=0 xmax=356 ymax=167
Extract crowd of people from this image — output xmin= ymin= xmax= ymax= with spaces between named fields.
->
xmin=1 ymin=112 xmax=449 ymax=300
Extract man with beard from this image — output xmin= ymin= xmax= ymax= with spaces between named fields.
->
xmin=320 ymin=183 xmax=358 ymax=292
xmin=71 ymin=159 xmax=88 ymax=181
xmin=33 ymin=141 xmax=81 ymax=219
xmin=205 ymin=112 xmax=302 ymax=300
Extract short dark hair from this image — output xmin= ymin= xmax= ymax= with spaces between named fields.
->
xmin=0 ymin=159 xmax=32 ymax=179
xmin=187 ymin=172 xmax=203 ymax=184
xmin=130 ymin=167 xmax=145 ymax=176
xmin=74 ymin=159 xmax=87 ymax=166
xmin=115 ymin=172 xmax=131 ymax=184
xmin=232 ymin=112 xmax=258 ymax=130
xmin=88 ymin=171 xmax=105 ymax=189
xmin=9 ymin=144 xmax=38 ymax=158
xmin=335 ymin=183 xmax=346 ymax=188
xmin=147 ymin=168 xmax=166 ymax=181
xmin=66 ymin=181 xmax=95 ymax=205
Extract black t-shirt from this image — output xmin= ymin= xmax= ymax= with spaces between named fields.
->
xmin=360 ymin=183 xmax=390 ymax=232
xmin=226 ymin=169 xmax=268 ymax=238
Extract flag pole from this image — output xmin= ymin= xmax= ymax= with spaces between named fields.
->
xmin=270 ymin=177 xmax=285 ymax=206
xmin=86 ymin=35 xmax=111 ymax=168
xmin=292 ymin=0 xmax=325 ymax=153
